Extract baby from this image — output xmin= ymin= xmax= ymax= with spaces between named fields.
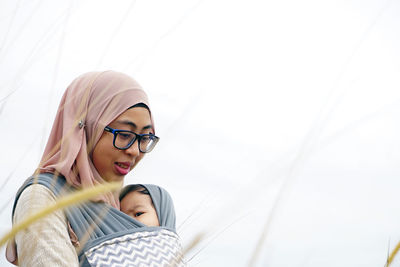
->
xmin=119 ymin=184 xmax=176 ymax=228
xmin=119 ymin=184 xmax=185 ymax=266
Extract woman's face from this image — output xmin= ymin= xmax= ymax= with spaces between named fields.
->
xmin=92 ymin=107 xmax=153 ymax=183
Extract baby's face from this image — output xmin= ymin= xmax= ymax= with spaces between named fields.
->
xmin=120 ymin=190 xmax=160 ymax=226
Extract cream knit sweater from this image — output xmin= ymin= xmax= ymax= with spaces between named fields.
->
xmin=14 ymin=184 xmax=79 ymax=267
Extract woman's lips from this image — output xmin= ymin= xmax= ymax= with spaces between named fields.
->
xmin=114 ymin=162 xmax=131 ymax=175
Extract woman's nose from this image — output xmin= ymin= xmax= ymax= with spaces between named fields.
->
xmin=125 ymin=141 xmax=140 ymax=157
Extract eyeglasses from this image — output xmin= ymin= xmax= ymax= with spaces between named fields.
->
xmin=104 ymin=126 xmax=159 ymax=153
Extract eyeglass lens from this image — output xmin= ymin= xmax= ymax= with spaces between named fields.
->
xmin=115 ymin=131 xmax=157 ymax=152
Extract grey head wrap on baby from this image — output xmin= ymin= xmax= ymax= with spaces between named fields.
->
xmin=120 ymin=184 xmax=176 ymax=229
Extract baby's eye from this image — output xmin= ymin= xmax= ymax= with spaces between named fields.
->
xmin=135 ymin=212 xmax=144 ymax=217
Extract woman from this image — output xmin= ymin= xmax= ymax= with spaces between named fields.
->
xmin=6 ymin=71 xmax=185 ymax=266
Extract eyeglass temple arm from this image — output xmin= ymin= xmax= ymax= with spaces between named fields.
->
xmin=104 ymin=126 xmax=113 ymax=133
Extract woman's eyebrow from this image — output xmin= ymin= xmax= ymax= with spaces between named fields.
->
xmin=116 ymin=120 xmax=153 ymax=130
xmin=142 ymin=125 xmax=153 ymax=130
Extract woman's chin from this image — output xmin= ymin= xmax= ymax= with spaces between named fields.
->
xmin=104 ymin=174 xmax=125 ymax=183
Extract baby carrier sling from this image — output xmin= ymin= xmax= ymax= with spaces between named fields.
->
xmin=11 ymin=173 xmax=186 ymax=267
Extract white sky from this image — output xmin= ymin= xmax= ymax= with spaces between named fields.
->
xmin=1 ymin=0 xmax=400 ymax=266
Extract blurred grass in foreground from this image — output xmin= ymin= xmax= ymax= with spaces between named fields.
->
xmin=0 ymin=182 xmax=120 ymax=247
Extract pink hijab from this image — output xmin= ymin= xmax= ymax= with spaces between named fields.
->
xmin=38 ymin=70 xmax=153 ymax=208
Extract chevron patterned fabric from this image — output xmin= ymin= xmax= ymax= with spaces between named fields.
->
xmin=85 ymin=229 xmax=186 ymax=267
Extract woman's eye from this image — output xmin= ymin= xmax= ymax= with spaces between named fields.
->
xmin=141 ymin=136 xmax=150 ymax=143
xmin=135 ymin=212 xmax=144 ymax=217
xmin=119 ymin=133 xmax=132 ymax=140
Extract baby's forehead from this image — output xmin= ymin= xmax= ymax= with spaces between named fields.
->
xmin=121 ymin=189 xmax=154 ymax=207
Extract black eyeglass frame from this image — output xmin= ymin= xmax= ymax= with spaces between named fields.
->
xmin=104 ymin=126 xmax=159 ymax=153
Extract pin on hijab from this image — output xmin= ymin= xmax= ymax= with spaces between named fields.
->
xmin=78 ymin=120 xmax=85 ymax=129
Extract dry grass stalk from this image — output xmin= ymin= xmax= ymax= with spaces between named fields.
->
xmin=387 ymin=241 xmax=400 ymax=266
